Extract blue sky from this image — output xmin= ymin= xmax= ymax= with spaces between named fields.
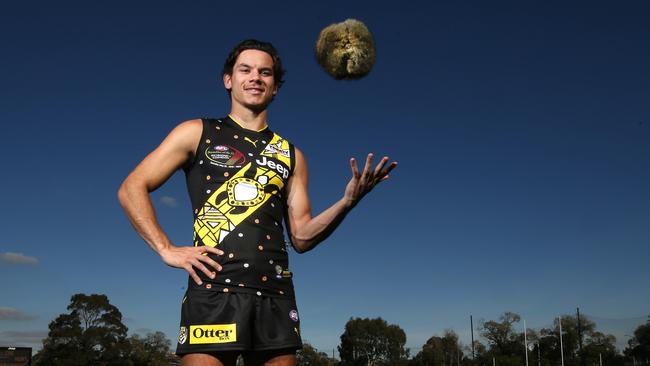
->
xmin=1 ymin=0 xmax=649 ymax=357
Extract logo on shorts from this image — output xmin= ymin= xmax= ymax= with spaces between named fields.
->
xmin=189 ymin=324 xmax=237 ymax=344
xmin=178 ymin=326 xmax=187 ymax=344
xmin=289 ymin=310 xmax=299 ymax=322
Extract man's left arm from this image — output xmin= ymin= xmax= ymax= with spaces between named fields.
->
xmin=285 ymin=148 xmax=397 ymax=253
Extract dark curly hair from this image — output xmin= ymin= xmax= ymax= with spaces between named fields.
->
xmin=222 ymin=39 xmax=286 ymax=90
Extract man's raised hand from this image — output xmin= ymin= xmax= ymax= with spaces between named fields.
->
xmin=344 ymin=153 xmax=398 ymax=208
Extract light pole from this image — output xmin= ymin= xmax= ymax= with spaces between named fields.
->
xmin=559 ymin=316 xmax=565 ymax=366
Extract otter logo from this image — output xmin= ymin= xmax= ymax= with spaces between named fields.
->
xmin=189 ymin=324 xmax=237 ymax=344
xmin=256 ymin=156 xmax=289 ymax=179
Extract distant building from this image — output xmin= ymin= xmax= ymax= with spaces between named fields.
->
xmin=0 ymin=347 xmax=32 ymax=366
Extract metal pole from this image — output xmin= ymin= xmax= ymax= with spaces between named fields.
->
xmin=493 ymin=357 xmax=496 ymax=366
xmin=599 ymin=353 xmax=602 ymax=366
xmin=559 ymin=317 xmax=565 ymax=366
xmin=537 ymin=342 xmax=541 ymax=366
xmin=577 ymin=308 xmax=585 ymax=366
xmin=524 ymin=320 xmax=529 ymax=366
xmin=471 ymin=315 xmax=475 ymax=360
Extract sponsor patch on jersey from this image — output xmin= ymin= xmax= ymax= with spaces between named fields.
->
xmin=178 ymin=326 xmax=187 ymax=344
xmin=263 ymin=140 xmax=290 ymax=158
xmin=205 ymin=145 xmax=246 ymax=168
xmin=255 ymin=156 xmax=289 ymax=179
xmin=189 ymin=324 xmax=237 ymax=344
xmin=289 ymin=310 xmax=299 ymax=322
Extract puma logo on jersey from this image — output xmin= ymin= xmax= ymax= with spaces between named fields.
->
xmin=244 ymin=137 xmax=258 ymax=147
xmin=256 ymin=156 xmax=289 ymax=179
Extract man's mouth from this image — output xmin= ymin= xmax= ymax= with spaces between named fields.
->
xmin=245 ymin=87 xmax=264 ymax=95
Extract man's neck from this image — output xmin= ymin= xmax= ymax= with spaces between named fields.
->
xmin=228 ymin=106 xmax=269 ymax=132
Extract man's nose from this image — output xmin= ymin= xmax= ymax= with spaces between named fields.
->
xmin=249 ymin=70 xmax=262 ymax=82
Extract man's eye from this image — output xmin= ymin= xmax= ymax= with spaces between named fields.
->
xmin=240 ymin=69 xmax=250 ymax=73
xmin=262 ymin=71 xmax=272 ymax=76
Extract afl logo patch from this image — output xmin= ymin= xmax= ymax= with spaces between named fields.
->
xmin=205 ymin=145 xmax=246 ymax=168
xmin=178 ymin=326 xmax=188 ymax=344
xmin=289 ymin=310 xmax=299 ymax=322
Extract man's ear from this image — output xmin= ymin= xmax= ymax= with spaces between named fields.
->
xmin=223 ymin=73 xmax=232 ymax=90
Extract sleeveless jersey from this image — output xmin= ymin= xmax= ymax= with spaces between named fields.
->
xmin=184 ymin=116 xmax=297 ymax=298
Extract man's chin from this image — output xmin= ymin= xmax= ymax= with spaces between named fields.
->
xmin=245 ymin=101 xmax=271 ymax=113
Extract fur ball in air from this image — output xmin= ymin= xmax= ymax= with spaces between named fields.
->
xmin=315 ymin=19 xmax=376 ymax=80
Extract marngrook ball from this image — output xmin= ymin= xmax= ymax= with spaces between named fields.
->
xmin=315 ymin=19 xmax=376 ymax=80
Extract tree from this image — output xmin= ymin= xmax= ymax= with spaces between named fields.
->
xmin=413 ymin=330 xmax=465 ymax=366
xmin=339 ymin=317 xmax=408 ymax=366
xmin=127 ymin=331 xmax=173 ymax=366
xmin=34 ymin=293 xmax=130 ymax=366
xmin=537 ymin=315 xmax=621 ymax=366
xmin=297 ymin=343 xmax=337 ymax=366
xmin=480 ymin=312 xmax=522 ymax=356
xmin=625 ymin=318 xmax=650 ymax=363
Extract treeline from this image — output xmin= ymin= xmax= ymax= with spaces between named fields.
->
xmin=301 ymin=312 xmax=650 ymax=366
xmin=32 ymin=293 xmax=649 ymax=366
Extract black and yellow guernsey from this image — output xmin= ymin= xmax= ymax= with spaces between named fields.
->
xmin=184 ymin=115 xmax=297 ymax=298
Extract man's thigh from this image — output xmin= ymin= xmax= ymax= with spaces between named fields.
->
xmin=243 ymin=348 xmax=297 ymax=366
xmin=181 ymin=352 xmax=239 ymax=366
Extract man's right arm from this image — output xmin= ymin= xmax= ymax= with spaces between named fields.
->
xmin=117 ymin=119 xmax=222 ymax=285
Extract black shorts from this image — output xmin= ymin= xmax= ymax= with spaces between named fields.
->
xmin=175 ymin=289 xmax=303 ymax=355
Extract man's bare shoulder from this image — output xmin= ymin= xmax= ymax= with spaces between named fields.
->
xmin=164 ymin=118 xmax=203 ymax=151
xmin=174 ymin=118 xmax=203 ymax=135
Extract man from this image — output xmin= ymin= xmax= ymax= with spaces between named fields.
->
xmin=118 ymin=39 xmax=397 ymax=366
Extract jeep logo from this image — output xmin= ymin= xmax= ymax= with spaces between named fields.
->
xmin=256 ymin=156 xmax=289 ymax=179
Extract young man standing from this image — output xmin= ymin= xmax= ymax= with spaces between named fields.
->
xmin=118 ymin=39 xmax=397 ymax=366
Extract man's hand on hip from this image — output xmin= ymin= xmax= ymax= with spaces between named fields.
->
xmin=159 ymin=245 xmax=224 ymax=285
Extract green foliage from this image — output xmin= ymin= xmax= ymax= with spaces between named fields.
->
xmin=413 ymin=330 xmax=464 ymax=366
xmin=625 ymin=318 xmax=650 ymax=362
xmin=480 ymin=312 xmax=522 ymax=356
xmin=470 ymin=312 xmax=621 ymax=366
xmin=33 ymin=293 xmax=173 ymax=366
xmin=297 ymin=343 xmax=337 ymax=366
xmin=339 ymin=317 xmax=408 ymax=366
xmin=127 ymin=331 xmax=173 ymax=366
xmin=34 ymin=293 xmax=130 ymax=365
xmin=536 ymin=314 xmax=621 ymax=366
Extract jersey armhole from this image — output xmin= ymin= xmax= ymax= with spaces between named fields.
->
xmin=183 ymin=118 xmax=209 ymax=173
xmin=289 ymin=143 xmax=297 ymax=178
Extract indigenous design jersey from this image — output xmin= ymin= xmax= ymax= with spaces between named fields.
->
xmin=184 ymin=116 xmax=297 ymax=298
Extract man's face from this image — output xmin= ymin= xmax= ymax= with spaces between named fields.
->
xmin=223 ymin=49 xmax=278 ymax=112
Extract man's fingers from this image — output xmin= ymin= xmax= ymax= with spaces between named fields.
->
xmin=186 ymin=266 xmax=202 ymax=285
xmin=350 ymin=158 xmax=360 ymax=178
xmin=201 ymin=246 xmax=224 ymax=256
xmin=373 ymin=156 xmax=389 ymax=176
xmin=383 ymin=161 xmax=398 ymax=176
xmin=198 ymin=255 xmax=222 ymax=273
xmin=361 ymin=153 xmax=373 ymax=178
xmin=190 ymin=259 xmax=214 ymax=280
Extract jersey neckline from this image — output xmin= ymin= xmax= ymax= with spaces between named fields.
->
xmin=226 ymin=114 xmax=271 ymax=134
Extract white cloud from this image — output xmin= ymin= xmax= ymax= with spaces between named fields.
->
xmin=0 ymin=330 xmax=47 ymax=349
xmin=159 ymin=196 xmax=179 ymax=208
xmin=0 ymin=307 xmax=38 ymax=321
xmin=0 ymin=252 xmax=39 ymax=265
